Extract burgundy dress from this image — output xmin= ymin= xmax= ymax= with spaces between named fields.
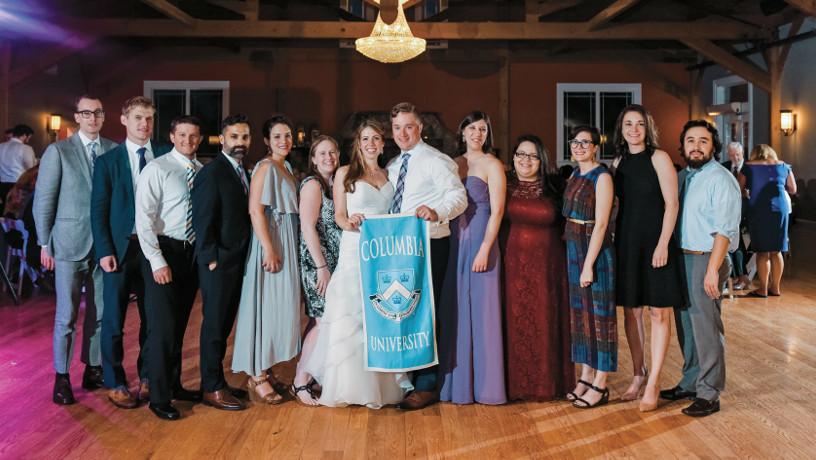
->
xmin=500 ymin=178 xmax=574 ymax=401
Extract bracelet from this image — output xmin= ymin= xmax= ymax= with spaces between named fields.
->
xmin=315 ymin=264 xmax=328 ymax=270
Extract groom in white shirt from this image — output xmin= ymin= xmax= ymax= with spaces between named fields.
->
xmin=387 ymin=102 xmax=467 ymax=410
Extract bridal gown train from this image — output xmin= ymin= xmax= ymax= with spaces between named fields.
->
xmin=300 ymin=180 xmax=413 ymax=408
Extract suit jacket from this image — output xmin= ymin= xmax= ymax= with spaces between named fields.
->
xmin=90 ymin=140 xmax=170 ymax=262
xmin=33 ymin=133 xmax=117 ymax=262
xmin=722 ymin=160 xmax=742 ymax=177
xmin=192 ymin=152 xmax=251 ymax=270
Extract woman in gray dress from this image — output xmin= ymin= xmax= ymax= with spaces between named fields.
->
xmin=232 ymin=115 xmax=302 ymax=404
xmin=292 ymin=135 xmax=342 ymax=405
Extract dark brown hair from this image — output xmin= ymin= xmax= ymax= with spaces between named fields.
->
xmin=456 ymin=111 xmax=493 ymax=155
xmin=344 ymin=119 xmax=385 ymax=193
xmin=307 ymin=135 xmax=339 ymax=199
xmin=613 ymin=104 xmax=660 ymax=157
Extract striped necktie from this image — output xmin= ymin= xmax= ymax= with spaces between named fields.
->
xmin=389 ymin=153 xmax=411 ymax=214
xmin=88 ymin=141 xmax=98 ymax=172
xmin=236 ymin=164 xmax=248 ymax=194
xmin=185 ymin=162 xmax=196 ymax=243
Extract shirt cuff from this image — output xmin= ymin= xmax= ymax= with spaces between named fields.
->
xmin=147 ymin=253 xmax=168 ymax=272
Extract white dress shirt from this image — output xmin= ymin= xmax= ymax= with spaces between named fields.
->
xmin=386 ymin=140 xmax=467 ymax=238
xmin=0 ymin=138 xmax=37 ymax=183
xmin=125 ymin=138 xmax=155 ymax=192
xmin=77 ymin=130 xmax=100 ymax=166
xmin=136 ymin=149 xmax=202 ymax=271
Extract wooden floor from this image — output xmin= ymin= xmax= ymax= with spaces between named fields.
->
xmin=2 ymin=224 xmax=816 ymax=459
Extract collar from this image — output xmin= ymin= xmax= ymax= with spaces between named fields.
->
xmin=77 ymin=130 xmax=99 ymax=147
xmin=686 ymin=158 xmax=717 ymax=174
xmin=126 ymin=138 xmax=152 ymax=155
xmin=221 ymin=151 xmax=242 ymax=170
xmin=9 ymin=137 xmax=23 ymax=144
xmin=170 ymin=148 xmax=200 ymax=167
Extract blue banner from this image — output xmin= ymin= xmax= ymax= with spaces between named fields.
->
xmin=359 ymin=214 xmax=437 ymax=372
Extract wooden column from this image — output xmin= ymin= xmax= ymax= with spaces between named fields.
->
xmin=689 ymin=68 xmax=704 ymax=119
xmin=0 ymin=42 xmax=10 ymax=133
xmin=497 ymin=48 xmax=510 ymax=162
xmin=768 ymin=49 xmax=782 ymax=151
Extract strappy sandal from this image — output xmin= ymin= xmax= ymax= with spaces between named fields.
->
xmin=566 ymin=379 xmax=592 ymax=401
xmin=572 ymin=384 xmax=609 ymax=409
xmin=290 ymin=383 xmax=319 ymax=407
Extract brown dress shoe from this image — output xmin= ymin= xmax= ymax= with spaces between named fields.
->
xmin=108 ymin=386 xmax=139 ymax=409
xmin=203 ymin=390 xmax=246 ymax=411
xmin=396 ymin=391 xmax=439 ymax=411
xmin=138 ymin=379 xmax=150 ymax=402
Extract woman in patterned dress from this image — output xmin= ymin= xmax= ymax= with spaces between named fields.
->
xmin=292 ymin=135 xmax=342 ymax=405
xmin=562 ymin=125 xmax=616 ymax=409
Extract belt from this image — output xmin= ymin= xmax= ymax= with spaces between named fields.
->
xmin=567 ymin=218 xmax=596 ymax=225
xmin=158 ymin=235 xmax=195 ymax=250
xmin=682 ymin=249 xmax=708 ymax=255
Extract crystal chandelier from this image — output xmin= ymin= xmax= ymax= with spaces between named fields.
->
xmin=355 ymin=1 xmax=426 ymax=63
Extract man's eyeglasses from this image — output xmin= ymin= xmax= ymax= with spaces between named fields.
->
xmin=514 ymin=152 xmax=541 ymax=161
xmin=568 ymin=139 xmax=594 ymax=149
xmin=76 ymin=110 xmax=105 ymax=119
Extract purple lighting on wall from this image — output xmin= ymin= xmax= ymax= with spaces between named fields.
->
xmin=0 ymin=0 xmax=79 ymax=44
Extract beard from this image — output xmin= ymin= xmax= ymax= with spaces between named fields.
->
xmin=228 ymin=145 xmax=247 ymax=161
xmin=684 ymin=151 xmax=712 ymax=169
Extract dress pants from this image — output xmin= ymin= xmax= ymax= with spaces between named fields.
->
xmin=198 ymin=262 xmax=243 ymax=393
xmin=142 ymin=236 xmax=198 ymax=405
xmin=674 ymin=253 xmax=731 ymax=401
xmin=412 ymin=236 xmax=449 ymax=392
xmin=53 ymin=257 xmax=103 ymax=374
xmin=101 ymin=239 xmax=148 ymax=389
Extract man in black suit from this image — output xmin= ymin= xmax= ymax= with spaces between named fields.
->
xmin=192 ymin=114 xmax=252 ymax=411
xmin=91 ymin=96 xmax=170 ymax=409
xmin=722 ymin=141 xmax=750 ymax=290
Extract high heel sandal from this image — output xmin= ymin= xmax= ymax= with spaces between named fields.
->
xmin=290 ymin=381 xmax=319 ymax=407
xmin=639 ymin=385 xmax=660 ymax=412
xmin=566 ymin=379 xmax=592 ymax=402
xmin=621 ymin=369 xmax=648 ymax=401
xmin=572 ymin=384 xmax=609 ymax=409
xmin=247 ymin=377 xmax=284 ymax=405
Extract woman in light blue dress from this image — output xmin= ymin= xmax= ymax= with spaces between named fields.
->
xmin=232 ymin=115 xmax=302 ymax=404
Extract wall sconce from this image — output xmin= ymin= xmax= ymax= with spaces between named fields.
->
xmin=780 ymin=110 xmax=796 ymax=136
xmin=49 ymin=114 xmax=62 ymax=133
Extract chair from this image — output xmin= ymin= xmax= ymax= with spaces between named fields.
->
xmin=0 ymin=217 xmax=37 ymax=299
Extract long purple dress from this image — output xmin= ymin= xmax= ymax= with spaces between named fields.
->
xmin=439 ymin=176 xmax=507 ymax=405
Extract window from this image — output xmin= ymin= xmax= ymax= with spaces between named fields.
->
xmin=556 ymin=83 xmax=642 ymax=165
xmin=143 ymin=81 xmax=230 ymax=156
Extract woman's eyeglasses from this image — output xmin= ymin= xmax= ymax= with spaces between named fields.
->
xmin=514 ymin=151 xmax=541 ymax=161
xmin=568 ymin=139 xmax=594 ymax=149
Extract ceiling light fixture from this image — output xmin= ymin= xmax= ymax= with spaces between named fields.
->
xmin=355 ymin=1 xmax=426 ymax=64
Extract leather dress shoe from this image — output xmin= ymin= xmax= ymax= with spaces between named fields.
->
xmin=173 ymin=387 xmax=203 ymax=402
xmin=396 ymin=391 xmax=439 ymax=411
xmin=53 ymin=373 xmax=76 ymax=405
xmin=149 ymin=402 xmax=181 ymax=421
xmin=81 ymin=365 xmax=104 ymax=390
xmin=228 ymin=386 xmax=248 ymax=400
xmin=203 ymin=390 xmax=246 ymax=411
xmin=108 ymin=386 xmax=139 ymax=409
xmin=659 ymin=386 xmax=697 ymax=401
xmin=682 ymin=398 xmax=720 ymax=417
xmin=138 ymin=379 xmax=150 ymax=402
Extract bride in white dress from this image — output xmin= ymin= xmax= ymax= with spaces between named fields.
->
xmin=298 ymin=119 xmax=413 ymax=408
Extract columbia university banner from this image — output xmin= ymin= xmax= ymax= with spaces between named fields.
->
xmin=359 ymin=214 xmax=437 ymax=372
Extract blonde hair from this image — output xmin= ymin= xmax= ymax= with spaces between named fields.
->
xmin=749 ymin=144 xmax=779 ymax=161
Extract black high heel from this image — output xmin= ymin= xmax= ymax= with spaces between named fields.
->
xmin=566 ymin=379 xmax=592 ymax=401
xmin=572 ymin=384 xmax=609 ymax=409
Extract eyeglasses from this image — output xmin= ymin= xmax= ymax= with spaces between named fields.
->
xmin=514 ymin=152 xmax=541 ymax=161
xmin=569 ymin=139 xmax=594 ymax=149
xmin=76 ymin=110 xmax=105 ymax=119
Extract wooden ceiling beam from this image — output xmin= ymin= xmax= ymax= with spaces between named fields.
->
xmin=681 ymin=38 xmax=770 ymax=92
xmin=525 ymin=0 xmax=582 ymax=22
xmin=59 ymin=19 xmax=765 ymax=40
xmin=140 ymin=0 xmax=195 ymax=26
xmin=206 ymin=0 xmax=258 ymax=20
xmin=784 ymin=0 xmax=816 ymax=17
xmin=586 ymin=0 xmax=642 ymax=31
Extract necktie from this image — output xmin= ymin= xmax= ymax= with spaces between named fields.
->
xmin=185 ymin=162 xmax=196 ymax=243
xmin=389 ymin=153 xmax=411 ymax=214
xmin=136 ymin=147 xmax=147 ymax=173
xmin=88 ymin=141 xmax=98 ymax=172
xmin=236 ymin=164 xmax=248 ymax=194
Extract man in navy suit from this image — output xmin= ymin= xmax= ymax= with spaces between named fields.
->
xmin=91 ymin=96 xmax=170 ymax=409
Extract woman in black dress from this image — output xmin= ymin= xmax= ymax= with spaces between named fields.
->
xmin=612 ymin=105 xmax=684 ymax=411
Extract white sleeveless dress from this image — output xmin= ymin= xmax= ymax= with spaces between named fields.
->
xmin=300 ymin=180 xmax=413 ymax=408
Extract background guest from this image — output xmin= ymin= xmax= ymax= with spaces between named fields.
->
xmin=723 ymin=142 xmax=750 ymax=290
xmin=739 ymin=144 xmax=797 ymax=298
xmin=562 ymin=126 xmax=616 ymax=409
xmin=439 ymin=111 xmax=506 ymax=405
xmin=500 ymin=134 xmax=573 ymax=401
xmin=611 ymin=104 xmax=684 ymax=411
xmin=0 ymin=124 xmax=37 ymax=215
xmin=292 ymin=135 xmax=342 ymax=405
xmin=231 ymin=115 xmax=301 ymax=404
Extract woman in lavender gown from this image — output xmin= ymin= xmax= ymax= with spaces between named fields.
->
xmin=439 ymin=111 xmax=507 ymax=405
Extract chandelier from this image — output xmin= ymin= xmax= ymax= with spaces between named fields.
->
xmin=355 ymin=1 xmax=426 ymax=63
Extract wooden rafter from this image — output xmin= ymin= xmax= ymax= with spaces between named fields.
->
xmin=59 ymin=19 xmax=764 ymax=40
xmin=140 ymin=0 xmax=195 ymax=26
xmin=784 ymin=0 xmax=816 ymax=17
xmin=525 ymin=0 xmax=582 ymax=22
xmin=586 ymin=0 xmax=642 ymax=31
xmin=776 ymin=15 xmax=806 ymax=71
xmin=206 ymin=0 xmax=259 ymax=20
xmin=681 ymin=38 xmax=770 ymax=92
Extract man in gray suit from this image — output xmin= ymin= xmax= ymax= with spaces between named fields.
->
xmin=33 ymin=95 xmax=117 ymax=405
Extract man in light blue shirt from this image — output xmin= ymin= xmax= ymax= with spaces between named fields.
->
xmin=660 ymin=120 xmax=740 ymax=417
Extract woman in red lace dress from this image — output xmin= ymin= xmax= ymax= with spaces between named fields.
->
xmin=500 ymin=135 xmax=574 ymax=401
